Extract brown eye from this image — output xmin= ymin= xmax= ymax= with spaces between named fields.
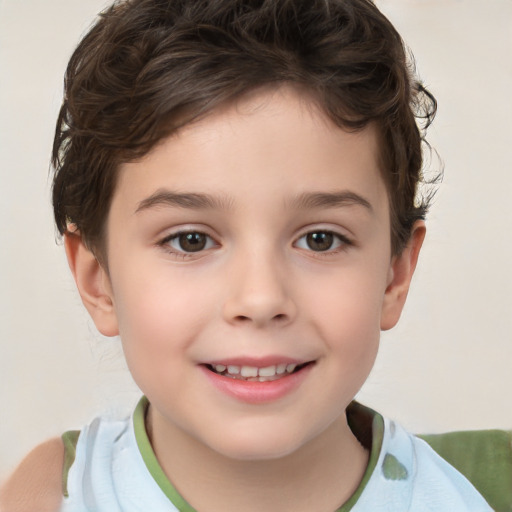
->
xmin=295 ymin=230 xmax=349 ymax=253
xmin=166 ymin=232 xmax=214 ymax=253
xmin=178 ymin=233 xmax=207 ymax=252
xmin=306 ymin=232 xmax=334 ymax=251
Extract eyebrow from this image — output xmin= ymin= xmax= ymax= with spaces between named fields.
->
xmin=135 ymin=189 xmax=372 ymax=214
xmin=135 ymin=189 xmax=233 ymax=213
xmin=289 ymin=191 xmax=373 ymax=212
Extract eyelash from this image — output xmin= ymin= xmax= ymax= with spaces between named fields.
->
xmin=158 ymin=229 xmax=353 ymax=259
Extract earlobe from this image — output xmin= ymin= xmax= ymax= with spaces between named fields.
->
xmin=64 ymin=231 xmax=119 ymax=337
xmin=380 ymin=221 xmax=426 ymax=331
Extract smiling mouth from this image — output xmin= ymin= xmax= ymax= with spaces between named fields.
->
xmin=204 ymin=362 xmax=312 ymax=382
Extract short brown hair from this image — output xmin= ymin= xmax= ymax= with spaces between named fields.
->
xmin=52 ymin=0 xmax=437 ymax=257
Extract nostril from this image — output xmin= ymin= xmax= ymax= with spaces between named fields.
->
xmin=233 ymin=313 xmax=287 ymax=324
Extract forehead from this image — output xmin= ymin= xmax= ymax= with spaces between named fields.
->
xmin=113 ymin=86 xmax=388 ymax=218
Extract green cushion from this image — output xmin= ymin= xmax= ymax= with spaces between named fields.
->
xmin=419 ymin=429 xmax=512 ymax=512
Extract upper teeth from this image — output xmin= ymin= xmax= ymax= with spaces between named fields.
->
xmin=216 ymin=363 xmax=297 ymax=377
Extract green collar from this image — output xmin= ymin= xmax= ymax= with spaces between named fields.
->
xmin=133 ymin=396 xmax=384 ymax=512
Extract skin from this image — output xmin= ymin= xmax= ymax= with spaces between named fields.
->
xmin=0 ymin=438 xmax=63 ymax=512
xmin=1 ymin=86 xmax=424 ymax=511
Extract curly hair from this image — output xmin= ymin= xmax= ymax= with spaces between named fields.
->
xmin=52 ymin=0 xmax=437 ymax=258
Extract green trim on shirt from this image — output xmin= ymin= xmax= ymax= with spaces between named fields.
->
xmin=420 ymin=429 xmax=512 ymax=512
xmin=133 ymin=397 xmax=197 ymax=512
xmin=133 ymin=397 xmax=384 ymax=512
xmin=338 ymin=401 xmax=385 ymax=511
xmin=61 ymin=430 xmax=80 ymax=498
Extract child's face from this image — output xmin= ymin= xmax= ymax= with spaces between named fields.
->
xmin=75 ymin=86 xmax=421 ymax=460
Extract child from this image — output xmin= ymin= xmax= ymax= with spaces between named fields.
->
xmin=0 ymin=0 xmax=497 ymax=510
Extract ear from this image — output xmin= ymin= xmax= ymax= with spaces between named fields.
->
xmin=64 ymin=231 xmax=119 ymax=337
xmin=380 ymin=221 xmax=426 ymax=331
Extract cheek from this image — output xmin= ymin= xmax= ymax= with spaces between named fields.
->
xmin=306 ymin=268 xmax=387 ymax=337
xmin=303 ymin=265 xmax=386 ymax=383
xmin=111 ymin=271 xmax=209 ymax=366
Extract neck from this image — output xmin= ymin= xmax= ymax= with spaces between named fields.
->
xmin=146 ymin=407 xmax=369 ymax=512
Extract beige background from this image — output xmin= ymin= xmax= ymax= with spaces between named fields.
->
xmin=1 ymin=0 xmax=511 ymax=480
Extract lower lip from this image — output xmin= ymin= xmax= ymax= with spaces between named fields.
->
xmin=200 ymin=364 xmax=313 ymax=404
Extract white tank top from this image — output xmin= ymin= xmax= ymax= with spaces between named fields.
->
xmin=60 ymin=397 xmax=492 ymax=511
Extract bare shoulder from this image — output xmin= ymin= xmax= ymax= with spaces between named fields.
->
xmin=0 ymin=437 xmax=64 ymax=512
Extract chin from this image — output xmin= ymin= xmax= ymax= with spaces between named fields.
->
xmin=205 ymin=424 xmax=311 ymax=462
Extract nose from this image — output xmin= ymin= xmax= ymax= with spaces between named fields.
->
xmin=222 ymin=249 xmax=297 ymax=328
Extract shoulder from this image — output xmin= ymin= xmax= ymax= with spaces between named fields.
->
xmin=407 ymin=432 xmax=494 ymax=511
xmin=366 ymin=417 xmax=493 ymax=511
xmin=0 ymin=437 xmax=64 ymax=512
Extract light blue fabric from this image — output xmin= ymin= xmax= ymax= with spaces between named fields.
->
xmin=351 ymin=418 xmax=493 ymax=511
xmin=60 ymin=401 xmax=493 ymax=512
xmin=60 ymin=415 xmax=178 ymax=511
